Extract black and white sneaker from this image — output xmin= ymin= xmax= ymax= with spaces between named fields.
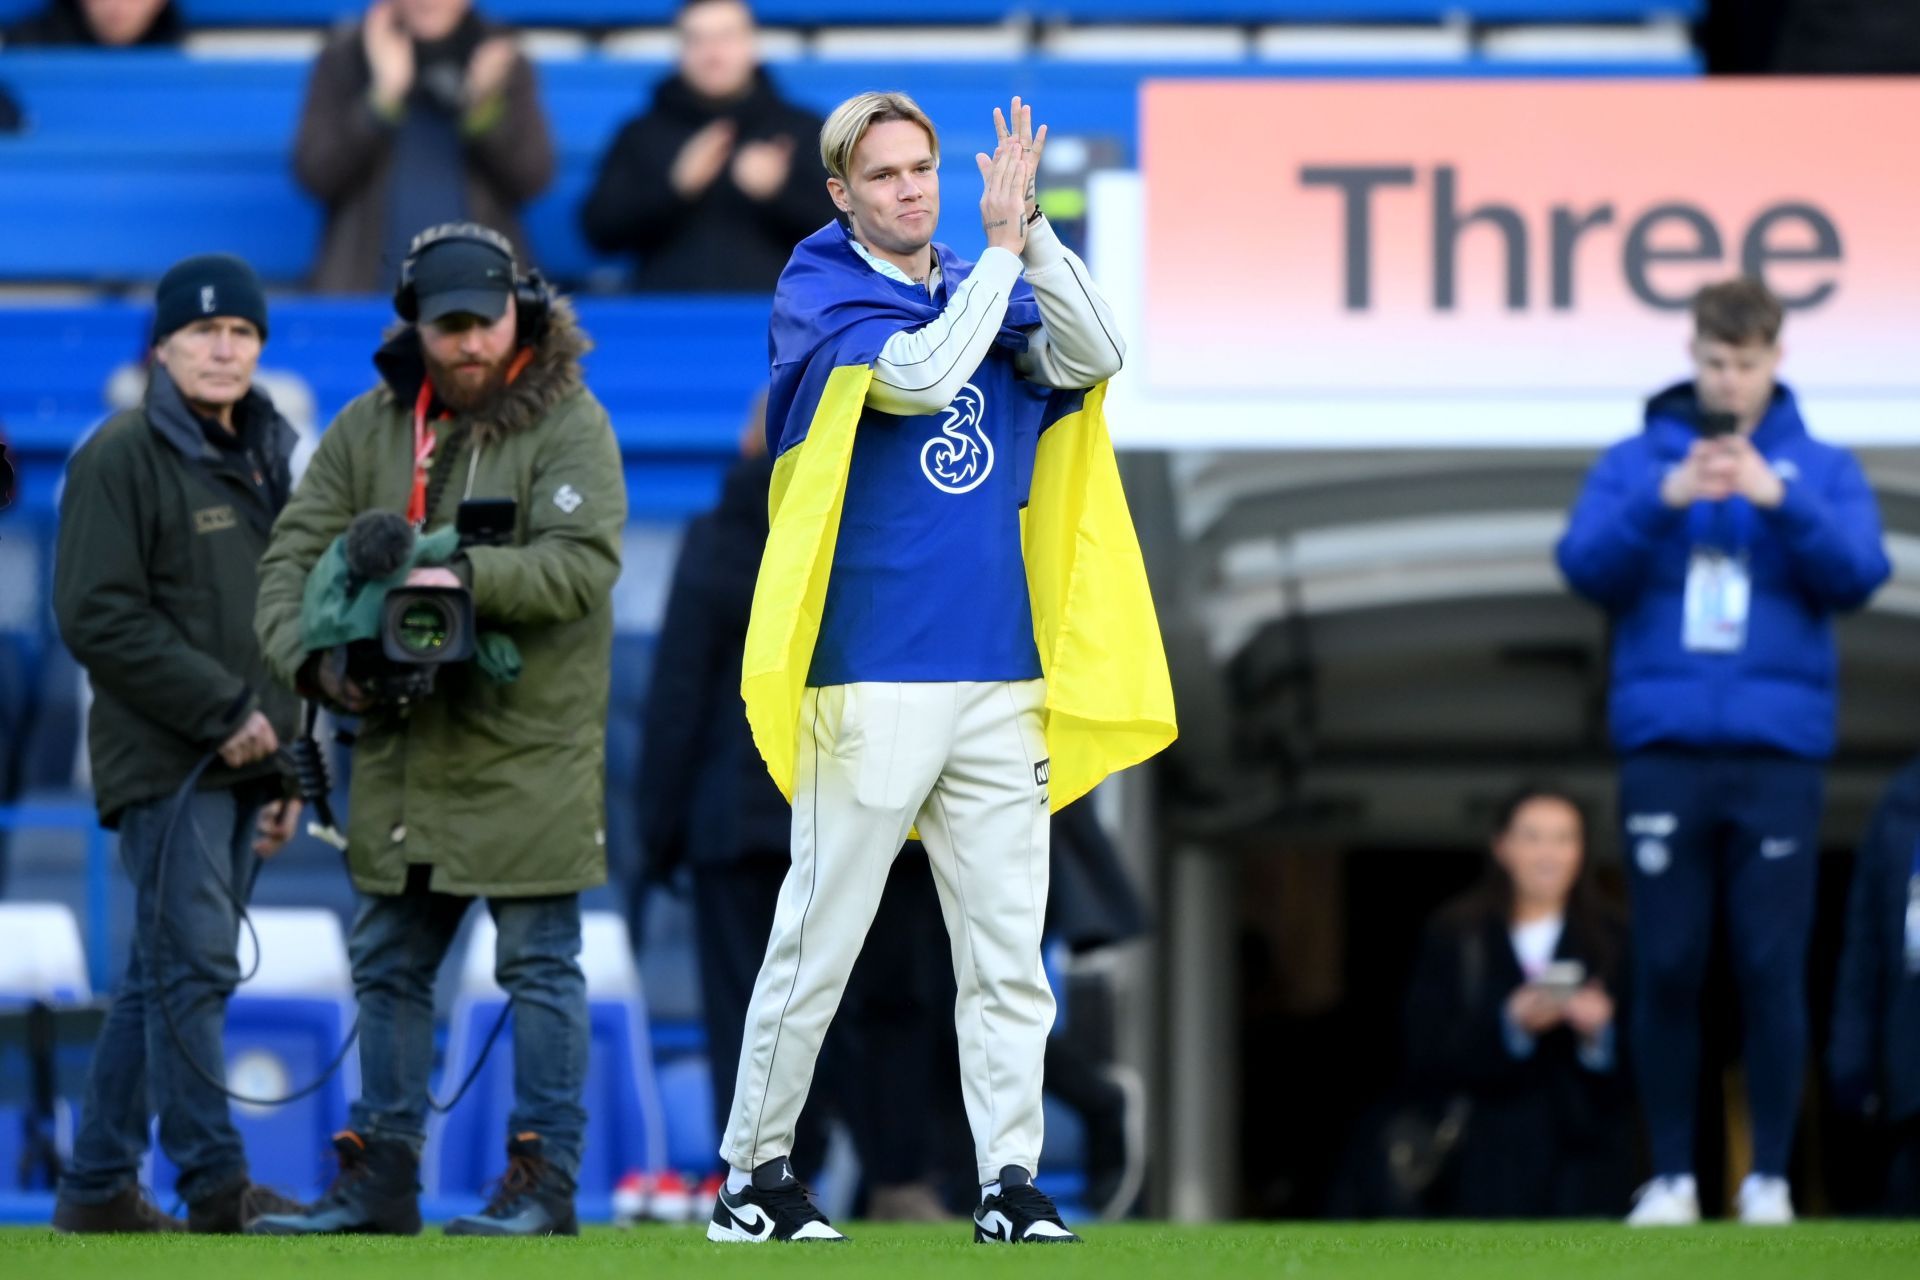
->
xmin=706 ymin=1157 xmax=847 ymax=1244
xmin=974 ymin=1166 xmax=1081 ymax=1244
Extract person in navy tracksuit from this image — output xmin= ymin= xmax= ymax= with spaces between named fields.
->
xmin=1828 ymin=756 xmax=1920 ymax=1216
xmin=1556 ymin=278 xmax=1891 ymax=1225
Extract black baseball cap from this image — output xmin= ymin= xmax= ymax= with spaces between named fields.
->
xmin=412 ymin=237 xmax=514 ymax=325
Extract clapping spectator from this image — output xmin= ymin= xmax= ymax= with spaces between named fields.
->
xmin=581 ymin=0 xmax=831 ymax=292
xmin=2 ymin=0 xmax=182 ymax=47
xmin=292 ymin=0 xmax=553 ymax=292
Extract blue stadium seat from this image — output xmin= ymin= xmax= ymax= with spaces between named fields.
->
xmin=425 ymin=912 xmax=669 ymax=1204
xmin=652 ymin=1051 xmax=715 ymax=1173
xmin=130 ymin=909 xmax=359 ymax=1203
xmin=148 ymin=995 xmax=359 ymax=1202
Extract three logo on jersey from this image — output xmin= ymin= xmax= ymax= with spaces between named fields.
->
xmin=920 ymin=383 xmax=993 ymax=495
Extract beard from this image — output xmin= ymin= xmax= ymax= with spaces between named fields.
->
xmin=424 ymin=348 xmax=513 ymax=413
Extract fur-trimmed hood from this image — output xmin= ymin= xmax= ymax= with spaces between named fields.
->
xmin=371 ymin=296 xmax=592 ymax=445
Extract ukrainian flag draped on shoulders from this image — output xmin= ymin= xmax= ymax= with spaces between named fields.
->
xmin=742 ymin=222 xmax=1176 ymax=812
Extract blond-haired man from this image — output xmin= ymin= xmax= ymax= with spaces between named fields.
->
xmin=708 ymin=92 xmax=1126 ymax=1246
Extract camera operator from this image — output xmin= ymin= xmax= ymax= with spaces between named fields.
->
xmin=250 ymin=223 xmax=625 ymax=1237
xmin=50 ymin=254 xmax=305 ymax=1234
xmin=1557 ymin=278 xmax=1892 ymax=1225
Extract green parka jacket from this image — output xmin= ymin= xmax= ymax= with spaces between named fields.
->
xmin=255 ymin=302 xmax=625 ymax=896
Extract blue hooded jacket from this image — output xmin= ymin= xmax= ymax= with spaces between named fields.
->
xmin=1556 ymin=381 xmax=1890 ymax=759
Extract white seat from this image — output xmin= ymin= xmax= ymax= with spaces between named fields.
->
xmin=814 ymin=26 xmax=1025 ymax=61
xmin=184 ymin=31 xmax=325 ymax=60
xmin=1039 ymin=25 xmax=1249 ymax=62
xmin=521 ymin=30 xmax=593 ymax=61
xmin=1255 ymin=23 xmax=1472 ymax=63
xmin=236 ymin=907 xmax=352 ymax=997
xmin=602 ymin=27 xmax=806 ymax=63
xmin=1480 ymin=21 xmax=1695 ymax=63
xmin=0 ymin=901 xmax=91 ymax=1001
xmin=457 ymin=909 xmax=641 ymax=1000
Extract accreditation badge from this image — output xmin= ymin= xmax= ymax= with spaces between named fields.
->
xmin=1682 ymin=550 xmax=1750 ymax=654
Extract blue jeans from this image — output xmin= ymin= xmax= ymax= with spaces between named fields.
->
xmin=1621 ymin=750 xmax=1824 ymax=1179
xmin=61 ymin=788 xmax=262 ymax=1206
xmin=347 ymin=880 xmax=588 ymax=1176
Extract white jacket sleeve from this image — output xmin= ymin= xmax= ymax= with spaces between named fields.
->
xmin=865 ymin=247 xmax=1024 ymax=417
xmin=1013 ymin=217 xmax=1126 ymax=389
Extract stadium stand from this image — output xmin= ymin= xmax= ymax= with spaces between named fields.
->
xmin=0 ymin=1 xmax=1711 ymax=1223
xmin=0 ymin=3 xmax=1706 ymax=24
xmin=0 ymin=45 xmax=1695 ymax=284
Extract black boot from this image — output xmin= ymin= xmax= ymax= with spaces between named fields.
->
xmin=189 ymin=1181 xmax=309 ymax=1233
xmin=443 ymin=1134 xmax=578 ymax=1237
xmin=52 ymin=1185 xmax=185 ymax=1234
xmin=246 ymin=1131 xmax=421 ymax=1236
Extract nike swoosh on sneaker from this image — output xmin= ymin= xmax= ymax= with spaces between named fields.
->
xmin=975 ymin=1209 xmax=1012 ymax=1241
xmin=719 ymin=1197 xmax=774 ymax=1240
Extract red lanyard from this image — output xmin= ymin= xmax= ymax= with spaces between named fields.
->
xmin=405 ymin=349 xmax=532 ymax=527
xmin=408 ymin=381 xmax=443 ymax=528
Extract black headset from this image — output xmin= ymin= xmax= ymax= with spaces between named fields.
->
xmin=393 ymin=221 xmax=553 ymax=349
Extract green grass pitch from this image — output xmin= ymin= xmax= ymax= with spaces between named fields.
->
xmin=6 ymin=1223 xmax=1920 ymax=1280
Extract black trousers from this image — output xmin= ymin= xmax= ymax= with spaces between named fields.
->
xmin=694 ymin=845 xmax=949 ymax=1185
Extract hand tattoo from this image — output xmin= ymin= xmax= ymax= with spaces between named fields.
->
xmin=984 ymin=220 xmax=1011 ymax=230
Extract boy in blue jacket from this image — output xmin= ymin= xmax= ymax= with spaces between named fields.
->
xmin=1557 ymin=278 xmax=1891 ymax=1225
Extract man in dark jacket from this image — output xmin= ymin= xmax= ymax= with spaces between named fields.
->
xmin=2 ymin=0 xmax=182 ymax=47
xmin=580 ymin=0 xmax=831 ymax=292
xmin=49 ymin=254 xmax=305 ymax=1235
xmin=250 ymin=223 xmax=624 ymax=1238
xmin=292 ymin=1 xmax=553 ymax=293
xmin=1557 ymin=278 xmax=1892 ymax=1226
xmin=1829 ymin=756 xmax=1920 ymax=1214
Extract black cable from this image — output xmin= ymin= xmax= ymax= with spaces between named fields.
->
xmin=147 ymin=747 xmax=512 ymax=1112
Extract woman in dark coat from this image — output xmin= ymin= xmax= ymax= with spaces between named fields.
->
xmin=1403 ymin=786 xmax=1638 ymax=1217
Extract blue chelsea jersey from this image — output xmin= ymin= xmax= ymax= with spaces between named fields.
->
xmin=808 ymin=344 xmax=1052 ymax=686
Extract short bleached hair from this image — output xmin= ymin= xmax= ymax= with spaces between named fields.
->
xmin=820 ymin=91 xmax=939 ymax=184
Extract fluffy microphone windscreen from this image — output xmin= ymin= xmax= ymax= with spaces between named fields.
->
xmin=344 ymin=510 xmax=416 ymax=582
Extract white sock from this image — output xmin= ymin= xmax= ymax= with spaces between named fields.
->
xmin=981 ymin=1181 xmax=1002 ymax=1202
xmin=726 ymin=1167 xmax=752 ymax=1194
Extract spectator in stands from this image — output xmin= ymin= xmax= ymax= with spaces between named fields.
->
xmin=1828 ymin=755 xmax=1920 ymax=1215
xmin=1402 ymin=787 xmax=1635 ymax=1218
xmin=581 ymin=0 xmax=831 ymax=292
xmin=49 ymin=254 xmax=305 ymax=1235
xmin=292 ymin=1 xmax=553 ymax=293
xmin=1773 ymin=0 xmax=1920 ymax=72
xmin=250 ymin=222 xmax=624 ymax=1238
xmin=1557 ymin=278 xmax=1892 ymax=1226
xmin=1 ymin=0 xmax=182 ymax=47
